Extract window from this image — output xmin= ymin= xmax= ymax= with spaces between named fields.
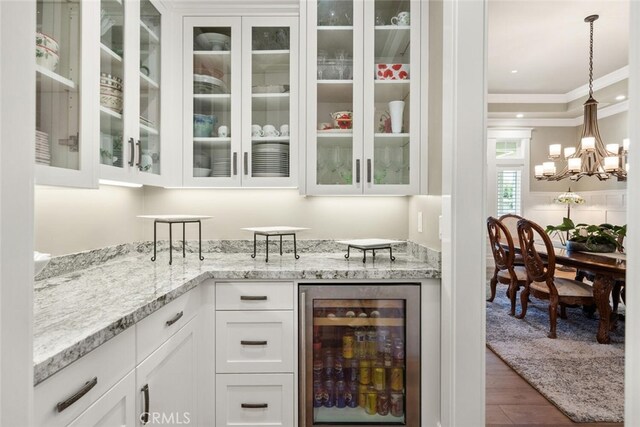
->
xmin=495 ymin=139 xmax=524 ymax=159
xmin=496 ymin=167 xmax=522 ymax=216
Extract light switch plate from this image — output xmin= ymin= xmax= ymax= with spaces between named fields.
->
xmin=417 ymin=211 xmax=423 ymax=233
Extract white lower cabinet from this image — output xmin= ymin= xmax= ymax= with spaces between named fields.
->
xmin=135 ymin=317 xmax=199 ymax=426
xmin=215 ymin=374 xmax=294 ymax=427
xmin=68 ymin=371 xmax=137 ymax=427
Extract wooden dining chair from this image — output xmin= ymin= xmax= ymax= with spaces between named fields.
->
xmin=516 ymin=219 xmax=596 ymax=338
xmin=487 ymin=217 xmax=528 ymax=316
xmin=498 ymin=214 xmax=525 ymax=265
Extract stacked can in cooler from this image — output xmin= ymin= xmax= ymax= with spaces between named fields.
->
xmin=312 ymin=308 xmax=405 ymax=418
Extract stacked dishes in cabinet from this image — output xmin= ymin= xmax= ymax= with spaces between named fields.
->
xmin=100 ymin=73 xmax=123 ymax=114
xmin=35 ymin=130 xmax=51 ymax=166
xmin=252 ymin=142 xmax=290 ymax=178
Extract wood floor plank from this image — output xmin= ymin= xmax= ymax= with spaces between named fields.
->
xmin=487 ymin=405 xmax=514 ymax=424
xmin=487 ymin=388 xmax=553 ymax=406
xmin=499 ymin=404 xmax=574 ymax=425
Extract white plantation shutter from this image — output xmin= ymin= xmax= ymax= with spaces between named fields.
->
xmin=496 ymin=168 xmax=522 ymax=216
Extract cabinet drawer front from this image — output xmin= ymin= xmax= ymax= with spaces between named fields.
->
xmin=216 ymin=311 xmax=294 ymax=373
xmin=216 ymin=282 xmax=294 ymax=310
xmin=136 ymin=287 xmax=200 ymax=364
xmin=216 ymin=374 xmax=294 ymax=427
xmin=34 ymin=328 xmax=135 ymax=427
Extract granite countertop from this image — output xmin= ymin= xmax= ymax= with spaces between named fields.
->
xmin=34 ymin=242 xmax=440 ymax=385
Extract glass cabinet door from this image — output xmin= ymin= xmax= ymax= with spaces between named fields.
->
xmin=36 ymin=0 xmax=81 ymax=171
xmin=99 ymin=0 xmax=126 ymax=171
xmin=139 ymin=0 xmax=161 ymax=175
xmin=242 ymin=19 xmax=298 ymax=186
xmin=364 ymin=0 xmax=420 ymax=194
xmin=185 ymin=18 xmax=241 ymax=185
xmin=308 ymin=0 xmax=364 ymax=194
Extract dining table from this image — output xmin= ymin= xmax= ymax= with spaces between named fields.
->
xmin=534 ymin=243 xmax=626 ymax=344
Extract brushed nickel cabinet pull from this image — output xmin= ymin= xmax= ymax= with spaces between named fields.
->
xmin=141 ymin=384 xmax=150 ymax=425
xmin=367 ymin=158 xmax=372 ymax=183
xmin=135 ymin=140 xmax=142 ymax=169
xmin=128 ymin=138 xmax=135 ymax=166
xmin=241 ymin=340 xmax=268 ymax=346
xmin=233 ymin=152 xmax=238 ymax=175
xmin=56 ymin=377 xmax=98 ymax=413
xmin=165 ymin=311 xmax=184 ymax=327
xmin=241 ymin=403 xmax=268 ymax=409
xmin=240 ymin=295 xmax=267 ymax=301
xmin=356 ymin=159 xmax=361 ymax=183
xmin=243 ymin=152 xmax=248 ymax=175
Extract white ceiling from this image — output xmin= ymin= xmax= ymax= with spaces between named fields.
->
xmin=488 ymin=0 xmax=629 ymax=94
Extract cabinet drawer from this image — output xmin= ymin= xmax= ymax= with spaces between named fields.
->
xmin=34 ymin=327 xmax=135 ymax=427
xmin=216 ymin=374 xmax=294 ymax=427
xmin=216 ymin=311 xmax=294 ymax=373
xmin=216 ymin=282 xmax=293 ymax=310
xmin=136 ymin=287 xmax=200 ymax=364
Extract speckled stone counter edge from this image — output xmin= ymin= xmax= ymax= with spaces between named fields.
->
xmin=36 ymin=239 xmax=441 ymax=281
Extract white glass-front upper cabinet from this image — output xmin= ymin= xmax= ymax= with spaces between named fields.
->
xmin=100 ymin=0 xmax=166 ymax=186
xmin=35 ymin=0 xmax=98 ymax=188
xmin=183 ymin=17 xmax=298 ymax=187
xmin=306 ymin=0 xmax=421 ymax=195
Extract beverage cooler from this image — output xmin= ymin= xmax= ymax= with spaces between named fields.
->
xmin=299 ymin=284 xmax=421 ymax=426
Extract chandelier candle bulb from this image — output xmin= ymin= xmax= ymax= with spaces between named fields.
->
xmin=582 ymin=137 xmax=596 ymax=152
xmin=623 ymin=138 xmax=630 ymax=153
xmin=568 ymin=158 xmax=582 ymax=172
xmin=549 ymin=144 xmax=562 ymax=158
xmin=534 ymin=165 xmax=544 ymax=178
xmin=543 ymin=162 xmax=556 ymax=175
xmin=564 ymin=147 xmax=576 ymax=158
xmin=606 ymin=144 xmax=620 ymax=155
xmin=604 ymin=156 xmax=619 ymax=172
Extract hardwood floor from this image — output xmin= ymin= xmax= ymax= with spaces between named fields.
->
xmin=486 ymin=347 xmax=622 ymax=426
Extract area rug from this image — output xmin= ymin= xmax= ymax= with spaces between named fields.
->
xmin=486 ymin=289 xmax=625 ymax=423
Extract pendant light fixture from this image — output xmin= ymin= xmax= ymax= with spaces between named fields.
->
xmin=534 ymin=15 xmax=629 ymax=182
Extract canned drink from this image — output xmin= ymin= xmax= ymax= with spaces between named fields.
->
xmin=390 ymin=367 xmax=404 ymax=391
xmin=335 ymin=380 xmax=346 ymax=408
xmin=366 ymin=330 xmax=378 ymax=359
xmin=323 ymin=350 xmax=334 ymax=379
xmin=390 ymin=392 xmax=404 ymax=417
xmin=354 ymin=330 xmax=366 ymax=359
xmin=359 ymin=359 xmax=371 ymax=385
xmin=346 ymin=381 xmax=358 ymax=408
xmin=323 ymin=379 xmax=335 ymax=407
xmin=365 ymin=387 xmax=378 ymax=415
xmin=377 ymin=329 xmax=390 ymax=353
xmin=345 ymin=358 xmax=358 ymax=383
xmin=373 ymin=366 xmax=386 ymax=391
xmin=377 ymin=392 xmax=390 ymax=416
xmin=313 ymin=380 xmax=323 ymax=408
xmin=358 ymin=384 xmax=368 ymax=408
xmin=313 ymin=359 xmax=323 ymax=382
xmin=343 ymin=333 xmax=354 ymax=359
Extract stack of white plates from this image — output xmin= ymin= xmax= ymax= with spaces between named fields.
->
xmin=194 ymin=74 xmax=229 ymax=94
xmin=100 ymin=73 xmax=123 ymax=113
xmin=210 ymin=150 xmax=231 ymax=177
xmin=35 ymin=130 xmax=51 ymax=165
xmin=252 ymin=142 xmax=289 ymax=177
xmin=195 ymin=32 xmax=231 ymax=51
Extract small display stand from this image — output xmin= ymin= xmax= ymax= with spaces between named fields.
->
xmin=338 ymin=239 xmax=403 ymax=263
xmin=241 ymin=226 xmax=310 ymax=262
xmin=138 ymin=215 xmax=212 ymax=265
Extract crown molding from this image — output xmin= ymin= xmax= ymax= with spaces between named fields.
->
xmin=487 ymin=100 xmax=629 ymax=127
xmin=488 ymin=65 xmax=629 ymax=104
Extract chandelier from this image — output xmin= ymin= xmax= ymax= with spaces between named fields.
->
xmin=534 ymin=15 xmax=629 ymax=182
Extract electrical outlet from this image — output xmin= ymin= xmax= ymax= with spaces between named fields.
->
xmin=417 ymin=211 xmax=423 ymax=233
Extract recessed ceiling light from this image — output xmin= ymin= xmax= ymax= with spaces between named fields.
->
xmin=516 ymin=113 xmax=524 ymax=118
xmin=615 ymin=95 xmax=626 ymax=101
xmin=511 ymin=69 xmax=518 ymax=74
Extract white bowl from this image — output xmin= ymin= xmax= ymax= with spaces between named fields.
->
xmin=36 ymin=32 xmax=59 ymax=53
xmin=36 ymin=45 xmax=59 ymax=71
xmin=195 ymin=33 xmax=231 ymax=50
xmin=193 ymin=167 xmax=212 ymax=177
xmin=34 ymin=251 xmax=51 ymax=277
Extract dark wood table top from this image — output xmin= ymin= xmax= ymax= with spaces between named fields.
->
xmin=534 ymin=243 xmax=626 ymax=277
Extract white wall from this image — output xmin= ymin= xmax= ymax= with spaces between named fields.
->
xmin=142 ymin=187 xmax=409 ymax=241
xmin=34 ymin=186 xmax=412 ymax=255
xmin=34 ymin=185 xmax=145 ymax=255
